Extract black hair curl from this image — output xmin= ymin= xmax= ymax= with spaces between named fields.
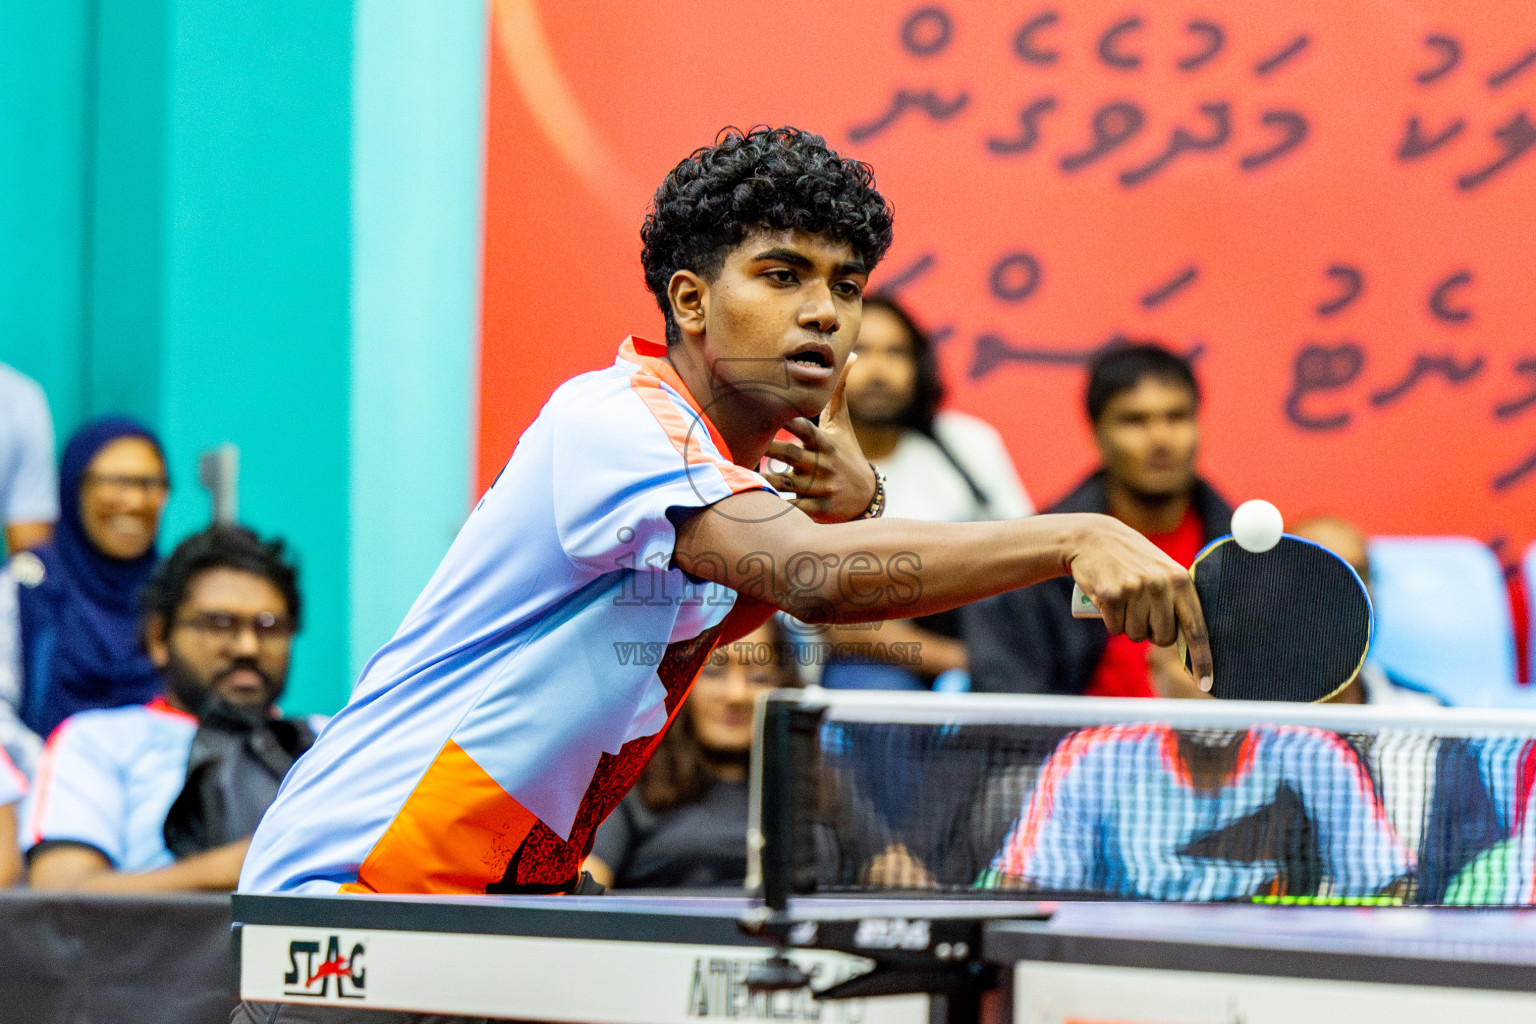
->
xmin=640 ymin=126 xmax=895 ymax=344
xmin=140 ymin=524 xmax=301 ymax=644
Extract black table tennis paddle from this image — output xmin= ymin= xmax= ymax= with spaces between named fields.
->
xmin=1071 ymin=534 xmax=1373 ymax=702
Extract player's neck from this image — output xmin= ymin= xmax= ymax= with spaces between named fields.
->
xmin=664 ymin=353 xmax=778 ymax=467
xmin=853 ymin=421 xmax=902 ymax=462
xmin=711 ymin=761 xmax=748 ymax=783
xmin=700 ymin=393 xmax=780 ymax=467
xmin=1105 ymin=479 xmax=1191 ymax=536
xmin=1176 ymin=736 xmax=1245 ymax=791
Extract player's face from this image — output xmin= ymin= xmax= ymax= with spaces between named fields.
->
xmin=689 ymin=626 xmax=786 ymax=755
xmin=697 ymin=229 xmax=868 ymax=420
xmin=150 ymin=566 xmax=294 ymax=712
xmin=1093 ymin=378 xmax=1199 ymax=501
xmin=78 ymin=437 xmax=168 ymax=560
xmin=846 ymin=305 xmax=918 ymax=427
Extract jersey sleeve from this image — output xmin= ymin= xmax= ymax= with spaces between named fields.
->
xmin=550 ymin=381 xmax=773 ymax=575
xmin=24 ymin=716 xmax=128 ymax=865
xmin=4 ymin=377 xmax=58 ymax=524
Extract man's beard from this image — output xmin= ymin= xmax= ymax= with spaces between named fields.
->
xmin=1121 ymin=469 xmax=1195 ymax=505
xmin=1124 ymin=483 xmax=1185 ymax=504
xmin=849 ymin=394 xmax=910 ymax=429
xmin=162 ymin=649 xmax=281 ymax=720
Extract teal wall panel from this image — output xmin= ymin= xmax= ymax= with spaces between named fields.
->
xmin=0 ymin=1 xmax=92 ymax=429
xmin=349 ymin=0 xmax=485 ymax=679
xmin=86 ymin=0 xmax=169 ymax=426
xmin=156 ymin=0 xmax=355 ymax=716
xmin=0 ymin=0 xmax=483 ymax=717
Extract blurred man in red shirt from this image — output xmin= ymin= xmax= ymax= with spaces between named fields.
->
xmin=965 ymin=342 xmax=1231 ymax=697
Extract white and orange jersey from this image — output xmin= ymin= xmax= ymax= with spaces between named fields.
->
xmin=239 ymin=337 xmax=773 ymax=896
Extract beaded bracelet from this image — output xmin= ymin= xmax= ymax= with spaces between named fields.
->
xmin=857 ymin=468 xmax=887 ymax=520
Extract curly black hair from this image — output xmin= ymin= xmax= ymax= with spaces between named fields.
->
xmin=140 ymin=524 xmax=301 ymax=643
xmin=640 ymin=126 xmax=895 ymax=344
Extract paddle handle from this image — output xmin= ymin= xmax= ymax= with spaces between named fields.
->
xmin=1070 ymin=582 xmax=1102 ymax=618
xmin=1072 ymin=580 xmax=1205 ymax=693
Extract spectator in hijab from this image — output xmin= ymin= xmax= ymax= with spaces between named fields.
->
xmin=15 ymin=417 xmax=168 ymax=739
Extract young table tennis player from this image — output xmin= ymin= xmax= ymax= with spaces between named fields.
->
xmin=237 ymin=127 xmax=1210 ymax=925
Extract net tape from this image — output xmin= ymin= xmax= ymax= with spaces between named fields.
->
xmin=749 ymin=693 xmax=1536 ymax=907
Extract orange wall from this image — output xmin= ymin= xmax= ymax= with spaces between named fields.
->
xmin=480 ymin=0 xmax=1536 ymax=565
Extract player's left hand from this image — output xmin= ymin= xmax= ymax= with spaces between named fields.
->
xmin=763 ymin=353 xmax=879 ymax=523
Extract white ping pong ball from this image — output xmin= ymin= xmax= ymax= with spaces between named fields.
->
xmin=1231 ymin=499 xmax=1284 ymax=553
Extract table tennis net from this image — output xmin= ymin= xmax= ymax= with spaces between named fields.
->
xmin=749 ymin=694 xmax=1536 ymax=907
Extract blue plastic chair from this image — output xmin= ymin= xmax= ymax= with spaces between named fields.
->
xmin=1367 ymin=537 xmax=1520 ymax=707
xmin=818 ymin=661 xmax=927 ymax=691
xmin=932 ymin=668 xmax=972 ymax=693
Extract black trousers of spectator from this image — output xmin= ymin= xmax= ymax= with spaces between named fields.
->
xmin=234 ymin=1001 xmax=491 ymax=1023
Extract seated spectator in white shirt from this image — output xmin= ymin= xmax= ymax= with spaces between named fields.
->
xmin=818 ymin=295 xmax=1033 ymax=689
xmin=0 ymin=362 xmax=59 ymax=555
xmin=0 ymin=362 xmax=56 ymax=774
xmin=0 ymin=565 xmax=39 ymax=777
xmin=0 ymin=745 xmax=26 ymax=887
xmin=24 ymin=525 xmax=314 ymax=892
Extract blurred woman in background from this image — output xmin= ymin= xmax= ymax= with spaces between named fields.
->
xmin=585 ymin=619 xmax=798 ymax=889
xmin=15 ymin=417 xmax=169 ymax=740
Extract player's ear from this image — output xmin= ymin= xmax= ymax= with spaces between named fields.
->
xmin=668 ymin=270 xmax=708 ymax=340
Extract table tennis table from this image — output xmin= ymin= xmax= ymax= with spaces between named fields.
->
xmin=234 ymin=893 xmax=1536 ymax=1023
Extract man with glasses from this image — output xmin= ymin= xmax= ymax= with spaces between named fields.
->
xmin=23 ymin=525 xmax=309 ymax=891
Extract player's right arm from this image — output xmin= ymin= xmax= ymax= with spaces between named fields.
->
xmin=672 ymin=490 xmax=1214 ymax=685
